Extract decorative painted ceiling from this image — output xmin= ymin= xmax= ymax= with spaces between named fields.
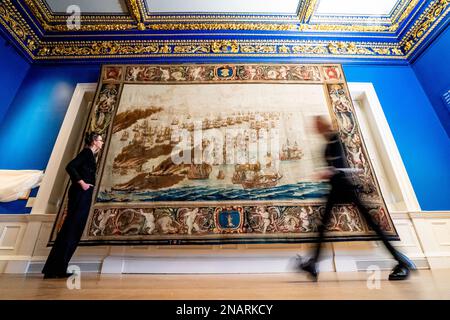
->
xmin=0 ymin=0 xmax=448 ymax=63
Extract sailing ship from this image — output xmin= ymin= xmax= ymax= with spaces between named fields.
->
xmin=120 ymin=130 xmax=129 ymax=141
xmin=187 ymin=163 xmax=212 ymax=179
xmin=281 ymin=140 xmax=303 ymax=160
xmin=232 ymin=163 xmax=282 ymax=189
xmin=140 ymin=120 xmax=151 ymax=137
xmin=216 ymin=170 xmax=225 ymax=180
xmin=140 ymin=119 xmax=148 ymax=129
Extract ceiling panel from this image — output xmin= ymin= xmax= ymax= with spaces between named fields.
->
xmin=144 ymin=0 xmax=300 ymax=14
xmin=44 ymin=0 xmax=128 ymax=14
xmin=315 ymin=0 xmax=399 ymax=16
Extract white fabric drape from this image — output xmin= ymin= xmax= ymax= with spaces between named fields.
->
xmin=0 ymin=170 xmax=44 ymax=202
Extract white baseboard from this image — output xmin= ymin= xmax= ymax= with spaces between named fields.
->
xmin=22 ymin=254 xmax=430 ymax=274
xmin=27 ymin=260 xmax=102 ymax=274
xmin=102 ymin=254 xmax=335 ymax=274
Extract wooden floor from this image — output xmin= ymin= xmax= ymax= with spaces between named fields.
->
xmin=1 ymin=270 xmax=449 ymax=300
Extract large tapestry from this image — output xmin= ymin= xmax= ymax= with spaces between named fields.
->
xmin=50 ymin=64 xmax=399 ymax=245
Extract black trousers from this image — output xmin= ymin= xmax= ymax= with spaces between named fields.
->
xmin=313 ymin=172 xmax=402 ymax=263
xmin=42 ymin=184 xmax=93 ymax=275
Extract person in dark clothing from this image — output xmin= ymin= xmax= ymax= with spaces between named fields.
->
xmin=42 ymin=132 xmax=104 ymax=279
xmin=298 ymin=116 xmax=415 ymax=281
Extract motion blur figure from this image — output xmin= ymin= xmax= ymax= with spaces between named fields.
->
xmin=297 ymin=116 xmax=415 ymax=281
xmin=42 ymin=132 xmax=104 ymax=279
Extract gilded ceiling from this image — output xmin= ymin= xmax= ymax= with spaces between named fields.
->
xmin=0 ymin=0 xmax=448 ymax=61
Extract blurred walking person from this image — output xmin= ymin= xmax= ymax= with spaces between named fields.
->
xmin=297 ymin=116 xmax=415 ymax=281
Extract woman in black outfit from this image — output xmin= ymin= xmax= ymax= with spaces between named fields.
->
xmin=42 ymin=132 xmax=104 ymax=279
xmin=298 ymin=116 xmax=415 ymax=281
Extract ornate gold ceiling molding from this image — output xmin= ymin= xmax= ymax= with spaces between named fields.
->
xmin=21 ymin=0 xmax=135 ymax=32
xmin=23 ymin=0 xmax=133 ymax=27
xmin=306 ymin=0 xmax=421 ymax=33
xmin=298 ymin=0 xmax=318 ymax=23
xmin=390 ymin=0 xmax=421 ymax=29
xmin=0 ymin=0 xmax=39 ymax=55
xmin=299 ymin=24 xmax=391 ymax=32
xmin=309 ymin=0 xmax=407 ymax=25
xmin=146 ymin=23 xmax=300 ymax=31
xmin=400 ymin=0 xmax=449 ymax=54
xmin=23 ymin=0 xmax=301 ymax=32
xmin=17 ymin=0 xmax=419 ymax=33
xmin=125 ymin=0 xmax=145 ymax=30
xmin=0 ymin=0 xmax=446 ymax=61
xmin=32 ymin=39 xmax=404 ymax=60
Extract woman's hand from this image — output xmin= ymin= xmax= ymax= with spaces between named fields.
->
xmin=78 ymin=180 xmax=93 ymax=191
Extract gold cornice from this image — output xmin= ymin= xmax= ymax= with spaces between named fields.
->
xmin=147 ymin=23 xmax=300 ymax=31
xmin=300 ymin=0 xmax=319 ymax=23
xmin=17 ymin=0 xmax=421 ymax=34
xmin=400 ymin=0 xmax=449 ymax=53
xmin=25 ymin=0 xmax=52 ymax=23
xmin=0 ymin=0 xmax=39 ymax=57
xmin=44 ymin=23 xmax=137 ymax=32
xmin=34 ymin=0 xmax=132 ymax=22
xmin=125 ymin=0 xmax=145 ymax=30
xmin=300 ymin=24 xmax=391 ymax=32
xmin=23 ymin=0 xmax=47 ymax=27
xmin=0 ymin=0 xmax=446 ymax=61
xmin=391 ymin=0 xmax=415 ymax=22
xmin=24 ymin=0 xmax=133 ymax=28
xmin=305 ymin=0 xmax=421 ymax=33
xmin=32 ymin=39 xmax=404 ymax=60
xmin=391 ymin=0 xmax=420 ymax=27
xmin=23 ymin=0 xmax=136 ymax=32
xmin=143 ymin=14 xmax=298 ymax=23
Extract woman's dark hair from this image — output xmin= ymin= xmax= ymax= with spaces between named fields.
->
xmin=85 ymin=132 xmax=101 ymax=146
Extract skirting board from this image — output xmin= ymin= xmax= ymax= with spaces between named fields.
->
xmin=24 ymin=254 xmax=429 ymax=274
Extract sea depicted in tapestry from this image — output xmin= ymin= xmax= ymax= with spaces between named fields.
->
xmin=97 ymin=84 xmax=330 ymax=203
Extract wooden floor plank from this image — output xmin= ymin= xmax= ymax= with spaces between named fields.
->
xmin=0 ymin=270 xmax=449 ymax=300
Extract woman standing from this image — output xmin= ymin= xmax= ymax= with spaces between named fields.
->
xmin=42 ymin=132 xmax=104 ymax=279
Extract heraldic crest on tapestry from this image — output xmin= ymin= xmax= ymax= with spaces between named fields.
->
xmin=50 ymin=63 xmax=398 ymax=245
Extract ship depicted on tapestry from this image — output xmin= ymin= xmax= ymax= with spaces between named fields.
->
xmin=51 ymin=64 xmax=398 ymax=245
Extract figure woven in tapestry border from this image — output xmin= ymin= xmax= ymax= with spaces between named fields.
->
xmin=49 ymin=63 xmax=399 ymax=245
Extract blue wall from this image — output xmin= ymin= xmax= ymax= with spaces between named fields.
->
xmin=0 ymin=63 xmax=449 ymax=212
xmin=412 ymin=25 xmax=450 ymax=138
xmin=0 ymin=33 xmax=30 ymax=126
xmin=344 ymin=65 xmax=450 ymax=211
xmin=0 ymin=65 xmax=100 ymax=213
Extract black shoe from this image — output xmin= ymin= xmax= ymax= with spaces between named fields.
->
xmin=388 ymin=264 xmax=410 ymax=281
xmin=397 ymin=252 xmax=417 ymax=270
xmin=296 ymin=255 xmax=318 ymax=281
xmin=43 ymin=272 xmax=73 ymax=279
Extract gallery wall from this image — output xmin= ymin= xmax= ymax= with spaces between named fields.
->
xmin=343 ymin=64 xmax=450 ymax=210
xmin=0 ymin=33 xmax=30 ymax=126
xmin=0 ymin=64 xmax=99 ymax=213
xmin=411 ymin=24 xmax=450 ymax=138
xmin=0 ymin=60 xmax=449 ymax=213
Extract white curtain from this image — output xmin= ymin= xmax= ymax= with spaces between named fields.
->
xmin=0 ymin=170 xmax=44 ymax=202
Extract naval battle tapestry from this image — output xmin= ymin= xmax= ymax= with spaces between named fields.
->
xmin=49 ymin=64 xmax=399 ymax=245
